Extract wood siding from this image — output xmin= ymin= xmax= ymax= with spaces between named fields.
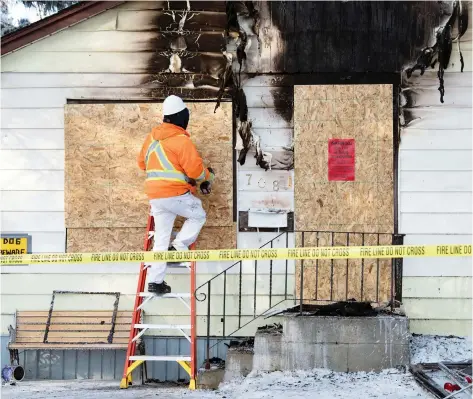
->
xmin=400 ymin=53 xmax=473 ymax=335
xmin=1 ymin=0 xmax=472 ymax=339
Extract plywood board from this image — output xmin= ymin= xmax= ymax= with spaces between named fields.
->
xmin=65 ymin=102 xmax=234 ymax=251
xmin=294 ymin=232 xmax=393 ymax=303
xmin=67 ymin=226 xmax=236 ymax=252
xmin=294 ymin=84 xmax=393 ymax=303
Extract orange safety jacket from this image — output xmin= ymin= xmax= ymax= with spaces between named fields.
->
xmin=137 ymin=122 xmax=214 ymax=199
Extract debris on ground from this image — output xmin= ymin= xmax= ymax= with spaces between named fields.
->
xmin=281 ymin=300 xmax=378 ymax=317
xmin=225 ymin=337 xmax=255 ymax=348
xmin=411 ymin=361 xmax=472 ymax=398
xmin=200 ymin=357 xmax=225 ymax=370
xmin=256 ymin=323 xmax=282 ymax=334
xmin=411 ymin=334 xmax=472 ymax=364
xmin=225 ymin=338 xmax=255 ymax=353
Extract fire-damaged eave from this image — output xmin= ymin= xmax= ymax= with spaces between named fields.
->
xmin=1 ymin=1 xmax=126 ymax=56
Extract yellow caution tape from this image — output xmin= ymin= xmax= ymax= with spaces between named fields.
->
xmin=0 ymin=244 xmax=471 ymax=265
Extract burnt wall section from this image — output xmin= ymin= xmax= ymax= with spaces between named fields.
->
xmin=223 ymin=1 xmax=468 ymax=171
xmin=404 ymin=1 xmax=469 ymax=104
xmin=139 ymin=1 xmax=469 ymax=170
xmin=249 ymin=1 xmax=444 ymax=74
xmin=141 ymin=1 xmax=230 ymax=99
xmin=140 ymin=1 xmax=469 ymax=97
xmin=225 ymin=2 xmax=294 ymax=171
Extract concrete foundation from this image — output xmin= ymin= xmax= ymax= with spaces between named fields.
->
xmin=196 ymin=368 xmax=225 ymax=390
xmin=252 ymin=332 xmax=282 ymax=372
xmin=252 ymin=315 xmax=409 ymax=373
xmin=223 ymin=347 xmax=254 ymax=382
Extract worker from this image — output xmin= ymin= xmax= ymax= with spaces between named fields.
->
xmin=138 ymin=95 xmax=214 ymax=295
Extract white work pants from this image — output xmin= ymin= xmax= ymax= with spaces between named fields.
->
xmin=147 ymin=192 xmax=206 ymax=284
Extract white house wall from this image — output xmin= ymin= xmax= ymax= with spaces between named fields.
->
xmin=0 ymin=2 xmax=295 ymax=337
xmin=400 ymin=23 xmax=473 ymax=336
xmin=1 ymin=0 xmax=472 ymax=339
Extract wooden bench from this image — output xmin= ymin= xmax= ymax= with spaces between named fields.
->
xmin=8 ymin=310 xmax=133 ymax=350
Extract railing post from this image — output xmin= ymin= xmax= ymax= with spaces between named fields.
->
xmin=361 ymin=233 xmax=365 ymax=301
xmin=254 ymin=259 xmax=258 ymax=318
xmin=330 ymin=232 xmax=334 ymax=301
xmin=392 ymin=234 xmax=404 ymax=309
xmin=345 ymin=233 xmax=349 ymax=301
xmin=269 ymin=241 xmax=273 ymax=308
xmin=205 ymin=282 xmax=211 ymax=370
xmin=238 ymin=261 xmax=242 ymax=329
xmin=285 ymin=232 xmax=288 ymax=300
xmin=222 ymin=271 xmax=226 ymax=337
xmin=376 ymin=234 xmax=380 ymax=303
xmin=300 ymin=232 xmax=305 ymax=315
xmin=315 ymin=232 xmax=319 ymax=301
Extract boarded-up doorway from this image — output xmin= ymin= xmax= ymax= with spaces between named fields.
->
xmin=294 ymin=84 xmax=394 ymax=303
xmin=64 ymin=102 xmax=235 ymax=252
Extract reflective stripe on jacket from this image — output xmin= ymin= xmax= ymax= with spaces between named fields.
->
xmin=138 ymin=123 xmax=214 ymax=199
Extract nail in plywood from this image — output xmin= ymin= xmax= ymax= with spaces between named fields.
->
xmin=294 ymin=84 xmax=393 ymax=303
xmin=64 ymin=102 xmax=234 ymax=251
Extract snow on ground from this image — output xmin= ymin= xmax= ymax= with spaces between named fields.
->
xmin=1 ymin=369 xmax=428 ymax=399
xmin=410 ymin=334 xmax=472 ymax=364
xmin=1 ymin=335 xmax=471 ymax=399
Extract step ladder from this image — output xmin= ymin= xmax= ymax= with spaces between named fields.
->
xmin=120 ymin=212 xmax=197 ymax=389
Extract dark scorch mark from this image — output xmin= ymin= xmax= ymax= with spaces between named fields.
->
xmin=406 ymin=0 xmax=469 ymax=103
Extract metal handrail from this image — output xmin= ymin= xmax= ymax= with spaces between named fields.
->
xmin=196 ymin=230 xmax=405 ymax=369
xmin=195 ymin=231 xmax=286 ymax=292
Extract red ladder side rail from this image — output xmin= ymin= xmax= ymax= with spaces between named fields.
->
xmin=121 ymin=212 xmax=154 ymax=388
xmin=189 ymin=243 xmax=197 ymax=389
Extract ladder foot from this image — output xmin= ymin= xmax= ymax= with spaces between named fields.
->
xmin=119 ymin=377 xmax=129 ymax=389
xmin=189 ymin=378 xmax=196 ymax=390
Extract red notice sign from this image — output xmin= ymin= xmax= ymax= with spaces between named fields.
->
xmin=328 ymin=139 xmax=355 ymax=181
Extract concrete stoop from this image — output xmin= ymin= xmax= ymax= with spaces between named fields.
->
xmin=205 ymin=315 xmax=410 ymax=386
xmin=196 ymin=368 xmax=225 ymax=390
xmin=223 ymin=347 xmax=255 ymax=382
xmin=252 ymin=315 xmax=410 ymax=373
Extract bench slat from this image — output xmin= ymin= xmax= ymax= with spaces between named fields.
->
xmin=17 ymin=316 xmax=132 ymax=324
xmin=9 ymin=343 xmax=128 ymax=350
xmin=16 ymin=337 xmax=129 ymax=344
xmin=12 ymin=310 xmax=133 ymax=349
xmin=17 ymin=311 xmax=133 ymax=317
xmin=17 ymin=331 xmax=130 ymax=339
xmin=18 ymin=323 xmax=130 ymax=332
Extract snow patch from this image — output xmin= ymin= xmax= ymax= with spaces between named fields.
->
xmin=2 ymin=369 xmax=429 ymax=399
xmin=410 ymin=334 xmax=472 ymax=364
xmin=2 ymin=334 xmax=471 ymax=398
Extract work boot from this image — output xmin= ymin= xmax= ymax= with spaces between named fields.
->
xmin=148 ymin=281 xmax=171 ymax=295
xmin=167 ymin=246 xmax=188 ymax=266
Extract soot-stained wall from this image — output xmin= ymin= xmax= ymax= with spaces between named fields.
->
xmin=219 ymin=1 xmax=469 ymax=171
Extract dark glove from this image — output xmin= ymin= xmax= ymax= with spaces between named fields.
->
xmin=185 ymin=176 xmax=197 ymax=186
xmin=208 ymin=167 xmax=215 ymax=176
xmin=200 ymin=181 xmax=212 ymax=195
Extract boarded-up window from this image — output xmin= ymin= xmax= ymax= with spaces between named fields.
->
xmin=294 ymin=85 xmax=393 ymax=302
xmin=65 ymin=103 xmax=235 ymax=252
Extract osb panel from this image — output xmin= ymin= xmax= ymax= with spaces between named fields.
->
xmin=67 ymin=228 xmax=145 ymax=253
xmin=65 ymin=102 xmax=233 ymax=233
xmin=294 ymin=84 xmax=393 ymax=303
xmin=67 ymin=226 xmax=236 ymax=253
xmin=294 ymin=233 xmax=393 ymax=303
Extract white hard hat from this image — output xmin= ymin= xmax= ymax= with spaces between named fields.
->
xmin=162 ymin=95 xmax=186 ymax=116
